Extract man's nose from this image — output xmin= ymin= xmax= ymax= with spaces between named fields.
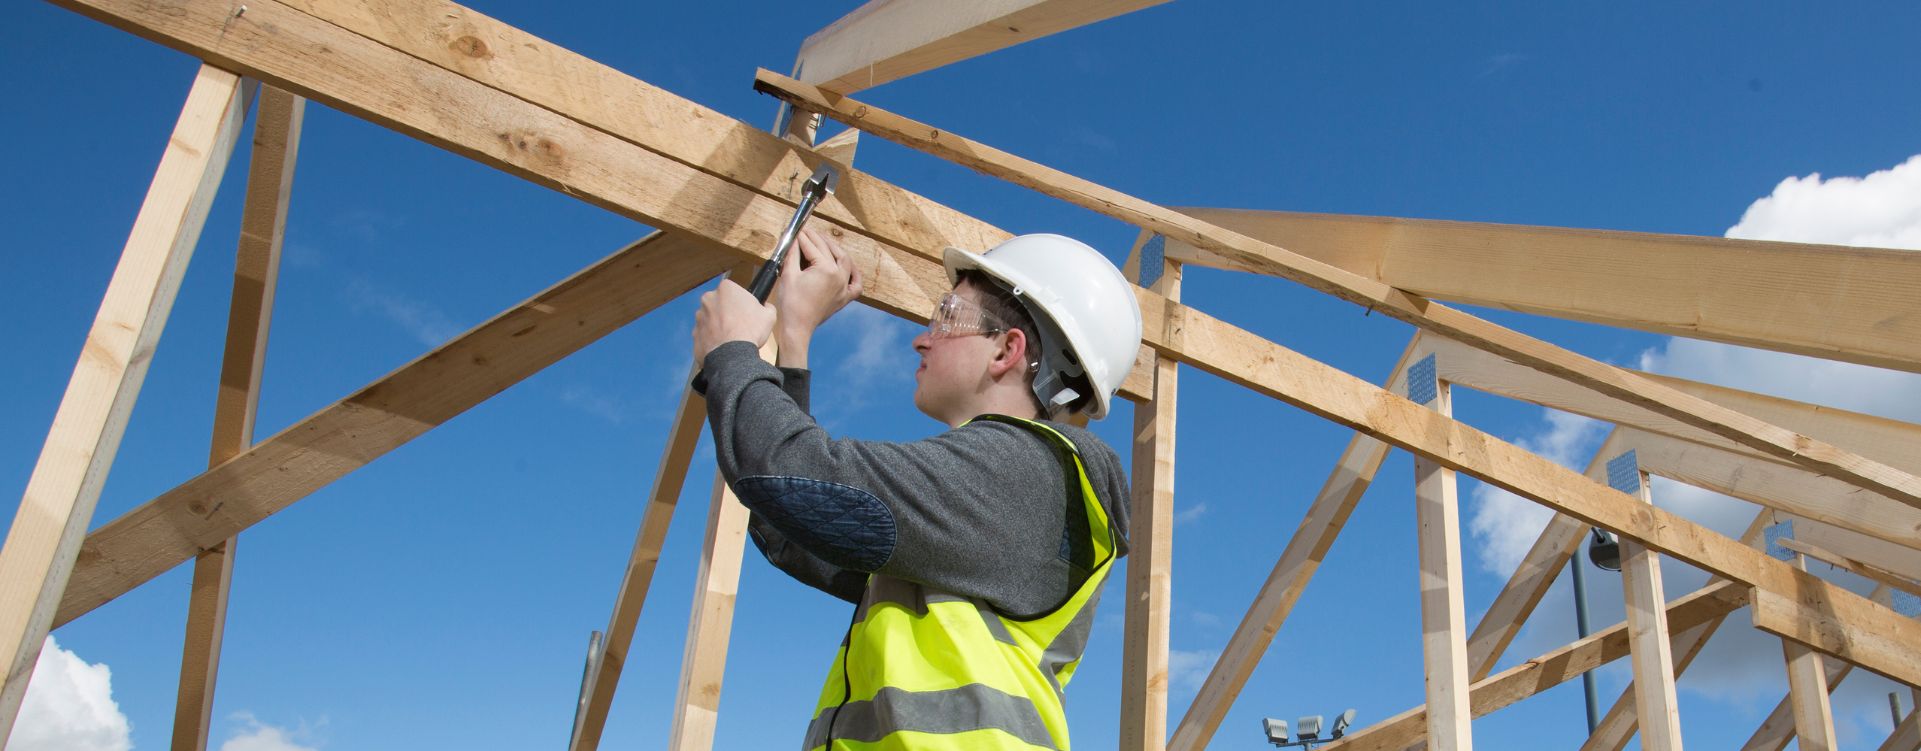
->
xmin=911 ymin=330 xmax=932 ymax=352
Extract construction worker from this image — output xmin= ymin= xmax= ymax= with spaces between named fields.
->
xmin=692 ymin=227 xmax=1143 ymax=750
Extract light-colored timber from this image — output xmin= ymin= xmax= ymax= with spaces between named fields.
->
xmin=796 ymin=0 xmax=1168 ymax=94
xmin=1161 ymin=207 xmax=1921 ymax=374
xmin=0 ymin=64 xmax=249 ymax=737
xmin=754 ymin=67 xmax=1921 ymax=511
xmin=1413 ymin=373 xmax=1472 ymax=750
xmin=1615 ymin=461 xmax=1684 ymax=749
xmin=1167 ymin=338 xmax=1418 ymax=751
xmin=171 ymin=84 xmax=304 ymax=751
xmin=1120 ymin=231 xmax=1179 ymax=751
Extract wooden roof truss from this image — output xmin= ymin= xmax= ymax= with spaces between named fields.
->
xmin=3 ymin=1 xmax=1918 ymax=749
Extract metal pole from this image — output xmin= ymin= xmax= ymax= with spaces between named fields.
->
xmin=1570 ymin=555 xmax=1600 ymax=733
xmin=1892 ymin=691 xmax=1905 ymax=729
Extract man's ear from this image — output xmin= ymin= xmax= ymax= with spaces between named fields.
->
xmin=988 ymin=328 xmax=1030 ymax=379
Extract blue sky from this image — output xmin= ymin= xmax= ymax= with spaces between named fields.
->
xmin=5 ymin=2 xmax=1921 ymax=749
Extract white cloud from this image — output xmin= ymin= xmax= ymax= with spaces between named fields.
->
xmin=1173 ymin=501 xmax=1208 ymax=526
xmin=344 ymin=278 xmax=462 ymax=347
xmin=1167 ymin=648 xmax=1221 ymax=694
xmin=1466 ymin=409 xmax=1609 ymax=575
xmin=7 ymin=637 xmax=131 ymax=751
xmin=218 ymin=713 xmax=322 ymax=751
xmin=1487 ymin=153 xmax=1921 ymax=720
xmin=1726 ymin=154 xmax=1921 ymax=249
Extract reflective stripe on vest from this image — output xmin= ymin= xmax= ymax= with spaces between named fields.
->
xmin=806 ymin=416 xmax=1117 ymax=751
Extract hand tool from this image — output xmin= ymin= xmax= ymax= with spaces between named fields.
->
xmin=746 ymin=164 xmax=840 ymax=302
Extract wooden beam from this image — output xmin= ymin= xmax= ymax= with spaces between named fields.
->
xmin=794 ymin=0 xmax=1168 ymax=94
xmin=1743 ymin=579 xmax=1897 ymax=751
xmin=1742 ymin=655 xmax=1851 ymax=751
xmin=56 ymin=232 xmax=731 ymax=626
xmin=1778 ymin=538 xmax=1921 ymax=598
xmin=1779 ymin=517 xmax=1921 ymax=585
xmin=666 ymin=269 xmax=769 ymax=751
xmin=667 ymin=472 xmax=752 ymax=751
xmin=569 ymin=370 xmax=708 ymax=751
xmin=1120 ymin=231 xmax=1179 ymax=751
xmin=197 ymin=0 xmax=1153 ymax=403
xmin=1167 ymin=337 xmax=1419 ymax=751
xmin=1321 ymin=581 xmax=1748 ymax=751
xmin=1578 ymin=508 xmax=1775 ymax=751
xmin=1612 ymin=457 xmax=1683 ymax=749
xmin=755 ymin=68 xmax=1921 ymax=511
xmin=1461 ymin=452 xmax=1606 ymax=684
xmin=54 ymin=0 xmax=1921 ymax=690
xmin=0 ymin=64 xmax=248 ymax=739
xmin=171 ymin=84 xmax=304 ymax=751
xmin=1159 ymin=208 xmax=1921 ymax=375
xmin=1778 ymin=557 xmax=1840 ymax=751
xmin=1417 ymin=335 xmax=1900 ymax=467
xmin=1751 ymin=584 xmax=1921 ymax=686
xmin=1412 ymin=366 xmax=1472 ymax=750
xmin=1881 ymin=704 xmax=1921 ymax=751
xmin=1415 ymin=334 xmax=1921 ymax=553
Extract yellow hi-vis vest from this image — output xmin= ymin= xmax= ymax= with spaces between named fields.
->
xmin=803 ymin=416 xmax=1119 ymax=751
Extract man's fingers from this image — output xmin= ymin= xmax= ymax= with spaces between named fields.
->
xmin=796 ymin=227 xmax=830 ymax=270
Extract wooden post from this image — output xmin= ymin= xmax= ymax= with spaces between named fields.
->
xmin=171 ymin=84 xmax=304 ymax=751
xmin=1121 ymin=232 xmax=1178 ymax=751
xmin=1167 ymin=336 xmax=1420 ymax=751
xmin=1411 ymin=355 xmax=1471 ymax=750
xmin=1611 ymin=453 xmax=1683 ymax=749
xmin=1580 ymin=510 xmax=1775 ymax=751
xmin=0 ymin=64 xmax=249 ymax=741
xmin=666 ymin=266 xmax=772 ymax=751
xmin=1780 ymin=554 xmax=1838 ymax=751
xmin=568 ymin=357 xmax=711 ymax=751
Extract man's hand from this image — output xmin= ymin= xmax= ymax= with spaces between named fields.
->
xmin=693 ymin=278 xmax=777 ymax=365
xmin=773 ymin=225 xmax=863 ymax=367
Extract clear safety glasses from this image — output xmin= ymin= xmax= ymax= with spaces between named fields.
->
xmin=925 ymin=292 xmax=1010 ymax=340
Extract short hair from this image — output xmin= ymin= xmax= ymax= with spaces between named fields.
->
xmin=956 ymin=269 xmax=1049 ymax=413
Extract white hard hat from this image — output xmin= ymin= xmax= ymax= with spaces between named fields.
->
xmin=943 ymin=234 xmax=1144 ymax=420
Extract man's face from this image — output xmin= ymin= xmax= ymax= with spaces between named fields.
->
xmin=911 ymin=281 xmax=1007 ymax=425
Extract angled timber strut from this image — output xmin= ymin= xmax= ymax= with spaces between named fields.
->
xmin=4 ymin=1 xmax=1920 ymax=750
xmin=753 ymin=67 xmax=1921 ymax=512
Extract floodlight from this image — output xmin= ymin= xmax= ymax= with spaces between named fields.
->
xmin=1332 ymin=708 xmax=1356 ymax=738
xmin=1263 ymin=717 xmax=1290 ymax=745
xmin=1296 ymin=714 xmax=1323 ymax=740
xmin=1588 ymin=528 xmax=1622 ymax=571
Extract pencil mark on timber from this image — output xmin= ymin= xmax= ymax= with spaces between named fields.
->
xmin=509 ymin=323 xmax=538 ymax=338
xmin=450 ymin=35 xmax=492 ymax=59
xmin=470 ymin=353 xmax=490 ymax=366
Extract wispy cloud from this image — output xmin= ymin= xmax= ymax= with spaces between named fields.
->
xmin=344 ymin=278 xmax=462 ymax=347
xmin=1173 ymin=501 xmax=1208 ymax=526
xmin=560 ymin=383 xmax=631 ymax=424
xmin=10 ymin=637 xmax=130 ymax=751
xmin=218 ymin=712 xmax=323 ymax=751
xmin=1465 ymin=409 xmax=1608 ymax=575
xmin=1478 ymin=52 xmax=1527 ymax=78
xmin=1168 ymin=648 xmax=1222 ymax=694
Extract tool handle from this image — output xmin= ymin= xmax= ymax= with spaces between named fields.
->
xmin=745 ymin=258 xmax=781 ymax=303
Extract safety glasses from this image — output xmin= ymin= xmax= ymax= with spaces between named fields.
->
xmin=925 ymin=292 xmax=1010 ymax=340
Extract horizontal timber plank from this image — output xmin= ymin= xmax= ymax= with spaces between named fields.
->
xmin=1164 ymin=207 xmax=1921 ymax=375
xmin=796 ymin=0 xmax=1168 ymax=94
xmin=753 ymin=67 xmax=1921 ymax=512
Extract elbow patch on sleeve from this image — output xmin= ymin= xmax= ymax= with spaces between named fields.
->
xmin=734 ymin=476 xmax=896 ymax=572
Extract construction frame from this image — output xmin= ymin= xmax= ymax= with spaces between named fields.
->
xmin=4 ymin=1 xmax=1920 ymax=750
